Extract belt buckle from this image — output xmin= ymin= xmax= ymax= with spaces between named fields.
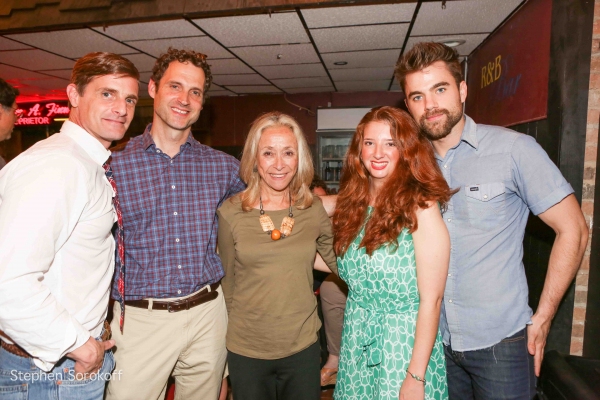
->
xmin=167 ymin=299 xmax=189 ymax=313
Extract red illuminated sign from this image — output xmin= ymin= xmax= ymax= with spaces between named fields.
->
xmin=15 ymin=102 xmax=70 ymax=126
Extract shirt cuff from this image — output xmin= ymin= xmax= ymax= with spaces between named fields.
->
xmin=529 ymin=182 xmax=574 ymax=215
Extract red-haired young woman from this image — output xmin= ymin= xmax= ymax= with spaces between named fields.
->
xmin=332 ymin=106 xmax=453 ymax=400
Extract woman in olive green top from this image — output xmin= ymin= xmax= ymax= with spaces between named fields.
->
xmin=217 ymin=111 xmax=337 ymax=400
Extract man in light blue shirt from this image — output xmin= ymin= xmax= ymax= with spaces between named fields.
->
xmin=395 ymin=42 xmax=588 ymax=399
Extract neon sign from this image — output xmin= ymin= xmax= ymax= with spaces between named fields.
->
xmin=15 ymin=102 xmax=70 ymax=126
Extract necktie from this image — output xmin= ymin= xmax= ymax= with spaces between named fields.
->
xmin=103 ymin=162 xmax=126 ymax=333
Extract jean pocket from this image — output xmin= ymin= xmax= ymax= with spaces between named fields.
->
xmin=0 ymin=384 xmax=27 ymax=400
xmin=464 ymin=182 xmax=506 ymax=231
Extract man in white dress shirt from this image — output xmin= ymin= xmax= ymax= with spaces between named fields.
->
xmin=0 ymin=52 xmax=139 ymax=399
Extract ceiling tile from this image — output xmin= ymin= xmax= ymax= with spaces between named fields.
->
xmin=127 ymin=36 xmax=231 ymax=59
xmin=224 ymin=85 xmax=281 ymax=94
xmin=232 ymin=43 xmax=319 ymax=67
xmin=125 ymin=53 xmax=157 ymax=72
xmin=405 ymin=33 xmax=489 ymax=57
xmin=213 ymin=74 xmax=269 ymax=86
xmin=329 ymin=67 xmax=393 ymax=82
xmin=194 ymin=12 xmax=308 ymax=47
xmin=20 ymin=77 xmax=69 ymax=90
xmin=285 ymin=86 xmax=334 ymax=94
xmin=255 ymin=63 xmax=327 ymax=79
xmin=271 ymin=76 xmax=331 ymax=89
xmin=208 ymin=58 xmax=254 ymax=75
xmin=93 ymin=20 xmax=201 ymax=41
xmin=311 ymin=24 xmax=408 ymax=53
xmin=323 ymin=49 xmax=400 ymax=69
xmin=0 ymin=36 xmax=31 ymax=51
xmin=301 ymin=3 xmax=415 ymax=28
xmin=6 ymin=29 xmax=134 ymax=58
xmin=0 ymin=63 xmax=54 ymax=82
xmin=0 ymin=49 xmax=74 ymax=70
xmin=412 ymin=0 xmax=524 ymax=36
xmin=336 ymin=80 xmax=391 ymax=92
xmin=138 ymin=82 xmax=151 ymax=99
xmin=40 ymin=69 xmax=72 ymax=79
xmin=139 ymin=71 xmax=153 ymax=83
xmin=208 ymin=90 xmax=237 ymax=97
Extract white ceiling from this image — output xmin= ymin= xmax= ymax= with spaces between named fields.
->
xmin=0 ymin=0 xmax=525 ymax=102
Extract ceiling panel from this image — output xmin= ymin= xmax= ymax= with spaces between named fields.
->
xmin=330 ymin=67 xmax=393 ymax=82
xmin=311 ymin=24 xmax=408 ymax=53
xmin=93 ymin=20 xmax=201 ymax=41
xmin=255 ymin=63 xmax=327 ymax=79
xmin=412 ymin=0 xmax=524 ymax=36
xmin=224 ymin=85 xmax=281 ymax=94
xmin=208 ymin=90 xmax=237 ymax=97
xmin=21 ymin=77 xmax=69 ymax=90
xmin=139 ymin=71 xmax=152 ymax=83
xmin=138 ymin=82 xmax=150 ymax=99
xmin=271 ymin=76 xmax=331 ymax=89
xmin=301 ymin=3 xmax=415 ymax=28
xmin=0 ymin=49 xmax=74 ymax=70
xmin=0 ymin=36 xmax=31 ymax=51
xmin=323 ymin=49 xmax=400 ymax=69
xmin=0 ymin=63 xmax=54 ymax=81
xmin=231 ymin=43 xmax=319 ymax=66
xmin=124 ymin=53 xmax=157 ymax=72
xmin=336 ymin=80 xmax=391 ymax=92
xmin=208 ymin=58 xmax=254 ymax=75
xmin=127 ymin=36 xmax=231 ymax=59
xmin=285 ymin=86 xmax=334 ymax=93
xmin=41 ymin=69 xmax=72 ymax=79
xmin=212 ymin=74 xmax=269 ymax=86
xmin=6 ymin=29 xmax=133 ymax=58
xmin=405 ymin=33 xmax=489 ymax=57
xmin=194 ymin=12 xmax=308 ymax=47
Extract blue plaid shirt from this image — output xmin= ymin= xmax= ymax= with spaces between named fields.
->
xmin=110 ymin=125 xmax=245 ymax=300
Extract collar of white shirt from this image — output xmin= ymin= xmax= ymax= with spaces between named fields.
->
xmin=61 ymin=120 xmax=111 ymax=166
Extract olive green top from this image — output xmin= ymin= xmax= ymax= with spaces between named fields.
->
xmin=217 ymin=195 xmax=337 ymax=359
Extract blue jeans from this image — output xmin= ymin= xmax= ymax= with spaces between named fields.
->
xmin=444 ymin=328 xmax=536 ymax=400
xmin=0 ymin=347 xmax=115 ymax=400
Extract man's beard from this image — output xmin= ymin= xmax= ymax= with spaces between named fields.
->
xmin=418 ymin=107 xmax=463 ymax=141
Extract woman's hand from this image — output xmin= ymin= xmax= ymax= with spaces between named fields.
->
xmin=399 ymin=375 xmax=425 ymax=400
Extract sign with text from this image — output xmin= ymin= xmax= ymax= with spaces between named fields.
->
xmin=465 ymin=0 xmax=551 ymax=127
xmin=15 ymin=101 xmax=70 ymax=126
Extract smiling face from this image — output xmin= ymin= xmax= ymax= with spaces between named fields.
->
xmin=257 ymin=125 xmax=299 ymax=196
xmin=67 ymin=74 xmax=139 ymax=149
xmin=149 ymin=61 xmax=205 ymax=134
xmin=360 ymin=121 xmax=400 ymax=192
xmin=403 ymin=60 xmax=466 ymax=142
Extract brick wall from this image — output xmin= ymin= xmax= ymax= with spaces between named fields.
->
xmin=570 ymin=0 xmax=600 ymax=356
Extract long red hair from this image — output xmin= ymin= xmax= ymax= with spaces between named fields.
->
xmin=333 ymin=106 xmax=453 ymax=256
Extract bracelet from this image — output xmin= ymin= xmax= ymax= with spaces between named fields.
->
xmin=406 ymin=369 xmax=426 ymax=384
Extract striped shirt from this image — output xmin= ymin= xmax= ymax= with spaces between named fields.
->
xmin=110 ymin=124 xmax=245 ymax=300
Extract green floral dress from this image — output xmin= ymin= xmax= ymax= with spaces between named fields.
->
xmin=334 ymin=211 xmax=448 ymax=400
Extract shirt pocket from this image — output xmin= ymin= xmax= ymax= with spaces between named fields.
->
xmin=464 ymin=182 xmax=506 ymax=231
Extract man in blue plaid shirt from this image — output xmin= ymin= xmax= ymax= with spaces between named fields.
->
xmin=106 ymin=48 xmax=245 ymax=400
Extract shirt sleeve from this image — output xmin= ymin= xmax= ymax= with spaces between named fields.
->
xmin=227 ymin=159 xmax=246 ymax=199
xmin=217 ymin=207 xmax=236 ymax=313
xmin=511 ymin=134 xmax=574 ymax=215
xmin=314 ymin=199 xmax=338 ymax=275
xmin=0 ymin=155 xmax=91 ymax=370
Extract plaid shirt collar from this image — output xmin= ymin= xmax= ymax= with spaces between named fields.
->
xmin=141 ymin=123 xmax=195 ymax=154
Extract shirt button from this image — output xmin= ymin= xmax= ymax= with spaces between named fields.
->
xmin=447 ymin=218 xmax=452 ymax=222
xmin=175 ymin=238 xmax=180 ymax=243
xmin=448 ymin=299 xmax=453 ymax=303
xmin=448 ymin=273 xmax=452 ymax=277
xmin=483 ymin=195 xmax=488 ymax=199
xmin=174 ymin=212 xmax=178 ymax=215
xmin=444 ymin=164 xmax=448 ymax=169
xmin=156 ymin=150 xmax=160 ymax=153
xmin=170 ymin=160 xmax=174 ymax=164
xmin=177 ymin=290 xmax=181 ymax=295
xmin=178 ymin=265 xmax=182 ymax=269
xmin=172 ymin=185 xmax=176 ymax=189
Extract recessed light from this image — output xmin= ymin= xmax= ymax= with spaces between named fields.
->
xmin=334 ymin=61 xmax=348 ymax=66
xmin=439 ymin=39 xmax=466 ymax=47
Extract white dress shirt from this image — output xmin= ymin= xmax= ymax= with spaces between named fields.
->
xmin=0 ymin=120 xmax=115 ymax=371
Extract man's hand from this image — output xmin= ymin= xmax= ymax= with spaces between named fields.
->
xmin=67 ymin=336 xmax=115 ymax=376
xmin=527 ymin=313 xmax=551 ymax=376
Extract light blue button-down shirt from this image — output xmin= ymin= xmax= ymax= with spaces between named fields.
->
xmin=436 ymin=115 xmax=573 ymax=351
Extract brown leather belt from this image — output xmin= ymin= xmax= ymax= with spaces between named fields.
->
xmin=1 ymin=321 xmax=112 ymax=359
xmin=125 ymin=282 xmax=220 ymax=313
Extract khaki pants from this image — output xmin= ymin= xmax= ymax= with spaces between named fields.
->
xmin=320 ymin=274 xmax=348 ymax=356
xmin=106 ymin=285 xmax=228 ymax=400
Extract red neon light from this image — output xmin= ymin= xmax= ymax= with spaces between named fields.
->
xmin=15 ymin=102 xmax=70 ymax=126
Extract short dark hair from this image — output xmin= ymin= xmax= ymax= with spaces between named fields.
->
xmin=310 ymin=175 xmax=328 ymax=194
xmin=152 ymin=47 xmax=213 ymax=101
xmin=71 ymin=52 xmax=140 ymax=95
xmin=0 ymin=78 xmax=19 ymax=109
xmin=395 ymin=42 xmax=463 ymax=92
